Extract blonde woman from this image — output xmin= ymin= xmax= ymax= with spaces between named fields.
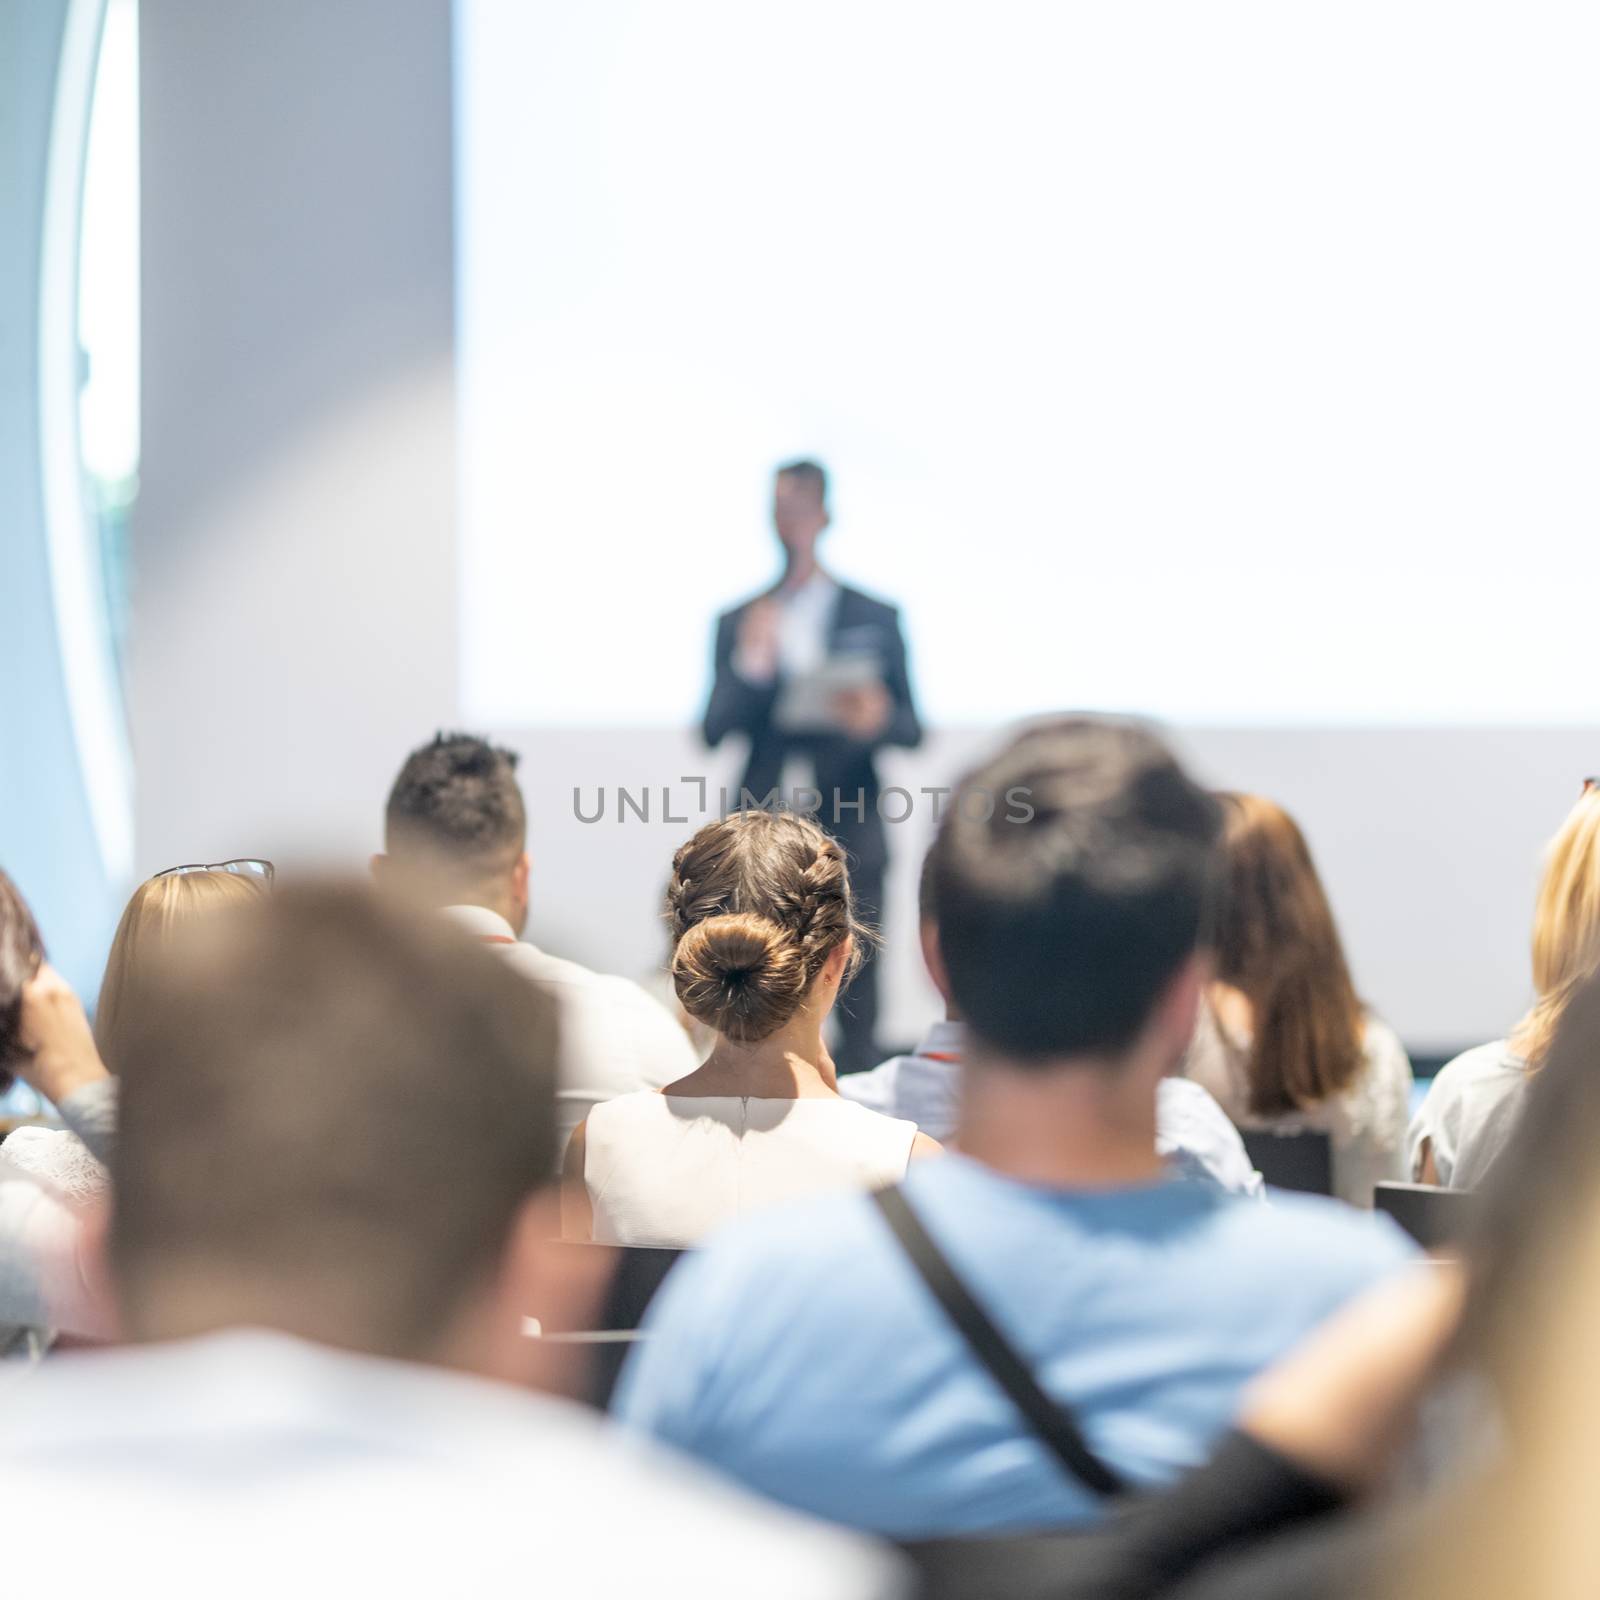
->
xmin=4 ymin=864 xmax=271 ymax=1259
xmin=93 ymin=861 xmax=272 ymax=1070
xmin=564 ymin=811 xmax=939 ymax=1246
xmin=1408 ymin=789 xmax=1600 ymax=1188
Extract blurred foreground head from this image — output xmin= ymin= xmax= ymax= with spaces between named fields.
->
xmin=109 ymin=882 xmax=559 ymax=1368
xmin=1406 ymin=969 xmax=1600 ymax=1600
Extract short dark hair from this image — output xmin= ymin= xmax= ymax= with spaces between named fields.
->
xmin=385 ymin=732 xmax=526 ymax=874
xmin=776 ymin=458 xmax=828 ymax=508
xmin=926 ymin=717 xmax=1221 ymax=1063
xmin=109 ymin=882 xmax=560 ymax=1358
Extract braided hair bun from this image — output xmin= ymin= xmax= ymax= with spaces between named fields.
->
xmin=666 ymin=811 xmax=869 ymax=1042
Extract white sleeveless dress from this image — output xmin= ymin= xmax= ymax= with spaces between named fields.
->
xmin=584 ymin=1092 xmax=919 ymax=1247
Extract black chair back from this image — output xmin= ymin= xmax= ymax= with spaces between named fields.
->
xmin=539 ymin=1243 xmax=687 ymax=1410
xmin=1240 ymin=1128 xmax=1334 ymax=1196
xmin=1374 ymin=1181 xmax=1477 ymax=1251
xmin=599 ymin=1244 xmax=684 ymax=1332
xmin=539 ymin=1242 xmax=684 ymax=1332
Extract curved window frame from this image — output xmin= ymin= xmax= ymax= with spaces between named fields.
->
xmin=36 ymin=0 xmax=134 ymax=885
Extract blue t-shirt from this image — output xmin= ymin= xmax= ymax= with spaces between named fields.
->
xmin=614 ymin=1154 xmax=1417 ymax=1537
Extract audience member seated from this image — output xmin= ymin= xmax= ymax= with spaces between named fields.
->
xmin=1408 ymin=787 xmax=1600 ymax=1190
xmin=93 ymin=862 xmax=271 ymax=1073
xmin=0 ymin=869 xmax=115 ymax=1352
xmin=615 ymin=719 xmax=1416 ymax=1537
xmin=904 ymin=1264 xmax=1461 ymax=1600
xmin=0 ymin=884 xmax=900 ymax=1596
xmin=2 ymin=865 xmax=270 ymax=1342
xmin=374 ymin=732 xmax=697 ymax=1150
xmin=843 ymin=852 xmax=1261 ymax=1195
xmin=1183 ymin=795 xmax=1412 ymax=1207
xmin=564 ymin=810 xmax=939 ymax=1245
xmin=947 ymin=964 xmax=1600 ymax=1600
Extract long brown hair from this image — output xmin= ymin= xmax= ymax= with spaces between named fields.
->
xmin=1211 ymin=793 xmax=1365 ymax=1116
xmin=666 ymin=810 xmax=870 ymax=1043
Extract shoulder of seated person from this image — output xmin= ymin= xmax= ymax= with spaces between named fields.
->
xmin=1359 ymin=1011 xmax=1410 ymax=1058
xmin=1432 ymin=1039 xmax=1522 ymax=1084
xmin=510 ymin=945 xmax=626 ymax=992
xmin=687 ymin=1187 xmax=891 ymax=1277
xmin=1232 ymin=1187 xmax=1420 ymax=1262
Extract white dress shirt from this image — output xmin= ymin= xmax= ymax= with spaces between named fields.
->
xmin=836 ymin=1020 xmax=965 ymax=1139
xmin=443 ymin=906 xmax=698 ymax=1153
xmin=732 ymin=571 xmax=840 ymax=685
xmin=841 ymin=1021 xmax=1264 ymax=1198
xmin=0 ymin=1329 xmax=906 ymax=1597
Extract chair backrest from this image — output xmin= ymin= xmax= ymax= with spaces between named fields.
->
xmin=536 ymin=1244 xmax=687 ymax=1410
xmin=1240 ymin=1128 xmax=1334 ymax=1196
xmin=600 ymin=1244 xmax=685 ymax=1332
xmin=541 ymin=1242 xmax=686 ymax=1333
xmin=1374 ymin=1182 xmax=1477 ymax=1251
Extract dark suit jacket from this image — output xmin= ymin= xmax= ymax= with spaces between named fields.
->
xmin=701 ymin=583 xmax=922 ymax=870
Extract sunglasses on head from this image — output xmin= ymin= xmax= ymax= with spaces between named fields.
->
xmin=154 ymin=859 xmax=276 ymax=884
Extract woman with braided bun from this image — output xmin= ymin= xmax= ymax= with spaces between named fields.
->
xmin=563 ymin=810 xmax=940 ymax=1245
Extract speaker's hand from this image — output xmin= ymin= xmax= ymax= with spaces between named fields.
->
xmin=831 ymin=681 xmax=892 ymax=742
xmin=733 ymin=599 xmax=781 ymax=683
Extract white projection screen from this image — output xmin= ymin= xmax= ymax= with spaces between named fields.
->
xmin=457 ymin=0 xmax=1599 ymax=731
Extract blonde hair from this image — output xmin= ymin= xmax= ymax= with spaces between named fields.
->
xmin=1401 ymin=1184 xmax=1600 ymax=1600
xmin=1511 ymin=790 xmax=1600 ymax=1069
xmin=96 ymin=871 xmax=270 ymax=1068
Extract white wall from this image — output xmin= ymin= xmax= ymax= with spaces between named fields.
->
xmin=134 ymin=2 xmax=1596 ymax=1061
xmin=134 ymin=0 xmax=457 ymax=876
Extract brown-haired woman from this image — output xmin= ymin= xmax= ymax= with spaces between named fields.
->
xmin=0 ymin=868 xmax=118 ymax=1350
xmin=563 ymin=811 xmax=940 ymax=1245
xmin=2 ymin=866 xmax=270 ymax=1353
xmin=1184 ymin=794 xmax=1412 ymax=1207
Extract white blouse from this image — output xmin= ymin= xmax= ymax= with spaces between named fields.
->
xmin=1184 ymin=1003 xmax=1414 ymax=1207
xmin=1405 ymin=1039 xmax=1530 ymax=1189
xmin=583 ymin=1091 xmax=918 ymax=1247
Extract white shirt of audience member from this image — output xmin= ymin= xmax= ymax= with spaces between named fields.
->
xmin=841 ymin=1020 xmax=1264 ymax=1198
xmin=0 ymin=1329 xmax=906 ymax=1597
xmin=1183 ymin=999 xmax=1413 ymax=1208
xmin=0 ymin=1077 xmax=117 ymax=1356
xmin=1406 ymin=1038 xmax=1530 ymax=1190
xmin=442 ymin=905 xmax=698 ymax=1153
xmin=583 ymin=1090 xmax=919 ymax=1247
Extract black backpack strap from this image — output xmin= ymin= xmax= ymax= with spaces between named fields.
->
xmin=871 ymin=1184 xmax=1129 ymax=1500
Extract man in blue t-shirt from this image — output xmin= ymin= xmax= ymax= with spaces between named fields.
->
xmin=615 ymin=717 xmax=1418 ymax=1538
